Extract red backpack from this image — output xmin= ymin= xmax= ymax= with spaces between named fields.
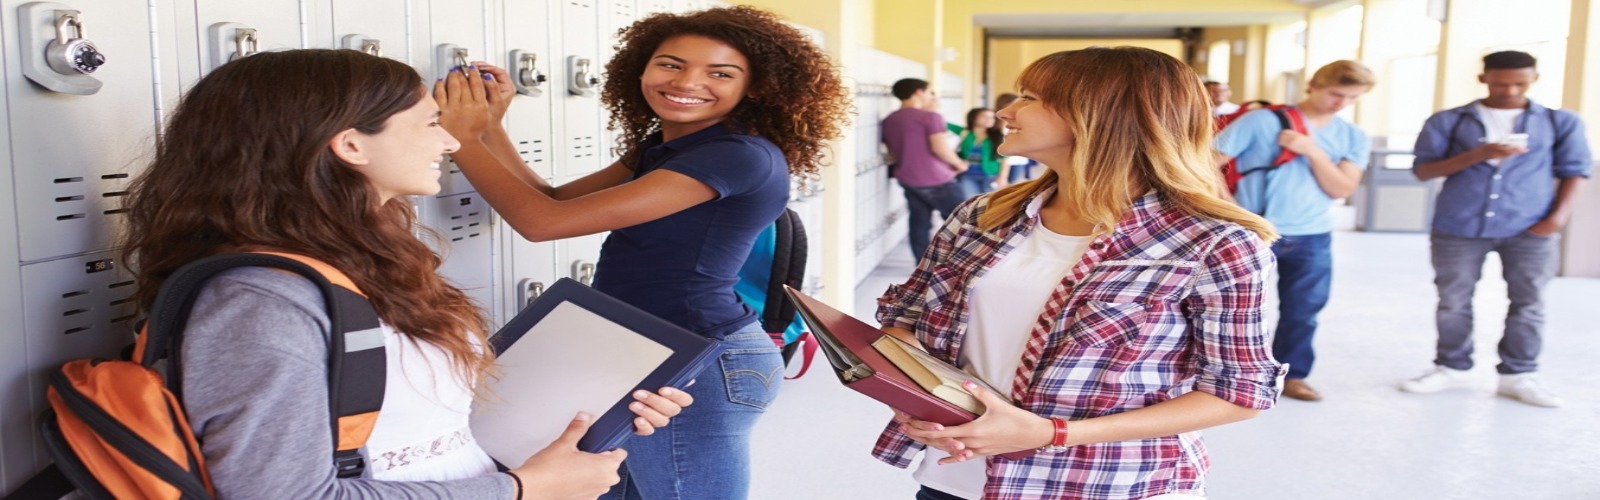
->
xmin=1215 ymin=101 xmax=1308 ymax=194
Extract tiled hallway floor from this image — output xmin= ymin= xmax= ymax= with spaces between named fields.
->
xmin=750 ymin=230 xmax=1600 ymax=499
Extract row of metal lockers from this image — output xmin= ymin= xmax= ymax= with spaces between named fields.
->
xmin=0 ymin=0 xmax=774 ymax=491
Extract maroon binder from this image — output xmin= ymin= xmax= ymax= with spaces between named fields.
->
xmin=783 ymin=286 xmax=1035 ymax=461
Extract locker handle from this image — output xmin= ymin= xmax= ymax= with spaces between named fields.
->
xmin=361 ymin=39 xmax=382 ymax=57
xmin=572 ymin=261 xmax=596 ymax=285
xmin=53 ymin=12 xmax=84 ymax=45
xmin=234 ymin=29 xmax=259 ymax=60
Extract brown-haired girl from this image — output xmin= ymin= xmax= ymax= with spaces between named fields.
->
xmin=123 ymin=48 xmax=689 ymax=500
xmin=432 ymin=6 xmax=850 ymax=500
xmin=873 ymin=47 xmax=1284 ymax=500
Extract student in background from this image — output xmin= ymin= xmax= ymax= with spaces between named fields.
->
xmin=952 ymin=107 xmax=1004 ymax=196
xmin=1212 ymin=60 xmax=1374 ymax=402
xmin=1400 ymin=50 xmax=1591 ymax=408
xmin=121 ymin=49 xmax=690 ymax=500
xmin=1205 ymin=81 xmax=1240 ymax=116
xmin=432 ymin=7 xmax=851 ymax=499
xmin=875 ymin=47 xmax=1283 ymax=500
xmin=884 ymin=78 xmax=971 ymax=259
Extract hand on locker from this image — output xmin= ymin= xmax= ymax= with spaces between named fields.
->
xmin=466 ymin=61 xmax=519 ymax=123
xmin=434 ymin=64 xmax=495 ymax=140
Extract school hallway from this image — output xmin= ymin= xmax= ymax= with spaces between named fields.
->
xmin=748 ymin=229 xmax=1600 ymax=500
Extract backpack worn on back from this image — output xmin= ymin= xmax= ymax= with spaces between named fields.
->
xmin=5 ymin=253 xmax=385 ymax=500
xmin=734 ymin=208 xmax=819 ymax=379
xmin=1216 ymin=101 xmax=1309 ymax=196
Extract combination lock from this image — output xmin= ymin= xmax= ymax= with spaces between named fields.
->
xmin=46 ymin=13 xmax=104 ymax=75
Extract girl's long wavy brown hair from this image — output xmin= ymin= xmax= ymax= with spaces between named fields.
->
xmin=122 ymin=49 xmax=492 ymax=383
xmin=980 ymin=47 xmax=1278 ymax=243
xmin=601 ymin=6 xmax=852 ymax=177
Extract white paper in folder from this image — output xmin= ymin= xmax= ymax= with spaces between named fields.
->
xmin=469 ymin=301 xmax=673 ymax=465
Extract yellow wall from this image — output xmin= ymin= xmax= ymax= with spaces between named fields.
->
xmin=989 ymin=38 xmax=1185 ymax=99
xmin=1195 ymin=26 xmax=1267 ymax=101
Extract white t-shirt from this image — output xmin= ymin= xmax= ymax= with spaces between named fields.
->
xmin=912 ymin=223 xmax=1091 ymax=499
xmin=1212 ymin=101 xmax=1241 ymax=117
xmin=1474 ymin=103 xmax=1524 ymax=167
xmin=364 ymin=324 xmax=497 ymax=481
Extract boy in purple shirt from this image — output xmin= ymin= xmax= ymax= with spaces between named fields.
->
xmin=883 ymin=78 xmax=969 ymax=259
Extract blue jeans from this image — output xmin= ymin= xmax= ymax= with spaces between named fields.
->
xmin=1272 ymin=232 xmax=1332 ymax=380
xmin=1430 ymin=231 xmax=1559 ymax=374
xmin=956 ymin=169 xmax=992 ymax=198
xmin=901 ymin=180 xmax=967 ymax=261
xmin=608 ymin=324 xmax=783 ymax=500
xmin=1006 ymin=160 xmax=1035 ymax=184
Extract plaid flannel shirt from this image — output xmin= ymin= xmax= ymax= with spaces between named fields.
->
xmin=873 ymin=189 xmax=1284 ymax=500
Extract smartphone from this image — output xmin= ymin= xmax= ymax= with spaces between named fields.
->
xmin=1498 ymin=133 xmax=1529 ymax=148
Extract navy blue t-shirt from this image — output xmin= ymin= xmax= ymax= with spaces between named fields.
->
xmin=590 ymin=122 xmax=791 ymax=339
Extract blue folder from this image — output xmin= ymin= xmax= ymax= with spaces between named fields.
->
xmin=485 ymin=278 xmax=724 ymax=454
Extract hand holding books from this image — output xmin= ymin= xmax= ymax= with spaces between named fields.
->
xmin=891 ymin=381 xmax=1059 ymax=464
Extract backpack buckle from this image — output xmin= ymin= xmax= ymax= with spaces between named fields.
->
xmin=334 ymin=450 xmax=366 ymax=478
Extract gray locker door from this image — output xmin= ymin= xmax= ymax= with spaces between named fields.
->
xmin=328 ymin=0 xmax=409 ymax=62
xmin=495 ymin=0 xmax=560 ymax=326
xmin=555 ymin=0 xmax=601 ymax=178
xmin=12 ymin=252 xmax=137 ymax=484
xmin=5 ymin=0 xmax=159 ymax=263
xmin=194 ymin=1 xmax=308 ymax=75
xmin=502 ymin=0 xmax=557 ymax=180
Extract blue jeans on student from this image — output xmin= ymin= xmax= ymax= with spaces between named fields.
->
xmin=1431 ymin=231 xmax=1559 ymax=374
xmin=1006 ymin=160 xmax=1035 ymax=184
xmin=1272 ymin=232 xmax=1332 ymax=380
xmin=956 ymin=168 xmax=993 ymax=198
xmin=608 ymin=323 xmax=783 ymax=500
xmin=901 ymin=180 xmax=967 ymax=261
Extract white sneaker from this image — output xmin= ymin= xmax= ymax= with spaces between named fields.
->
xmin=1497 ymin=373 xmax=1564 ymax=408
xmin=1399 ymin=366 xmax=1476 ymax=393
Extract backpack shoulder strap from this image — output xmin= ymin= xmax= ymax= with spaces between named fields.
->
xmin=1267 ymin=106 xmax=1309 ymax=167
xmin=135 ymin=252 xmax=384 ymax=479
xmin=761 ymin=209 xmax=807 ymax=334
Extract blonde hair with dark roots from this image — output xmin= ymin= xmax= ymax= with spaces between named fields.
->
xmin=979 ymin=47 xmax=1278 ymax=243
xmin=600 ymin=6 xmax=852 ymax=178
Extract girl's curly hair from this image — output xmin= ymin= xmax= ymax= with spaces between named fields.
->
xmin=601 ymin=6 xmax=851 ymax=177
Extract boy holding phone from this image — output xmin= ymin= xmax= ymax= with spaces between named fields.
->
xmin=1402 ymin=50 xmax=1591 ymax=407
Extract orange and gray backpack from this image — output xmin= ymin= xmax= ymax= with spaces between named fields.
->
xmin=5 ymin=253 xmax=385 ymax=500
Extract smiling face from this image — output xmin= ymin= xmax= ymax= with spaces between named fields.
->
xmin=640 ymin=35 xmax=751 ymax=141
xmin=348 ymin=92 xmax=460 ymax=204
xmin=995 ymin=90 xmax=1074 ymax=166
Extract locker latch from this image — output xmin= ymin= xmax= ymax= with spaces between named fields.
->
xmin=567 ymin=56 xmax=600 ymax=97
xmin=343 ymin=34 xmax=382 ymax=57
xmin=19 ymin=3 xmax=106 ymax=95
xmin=511 ymin=50 xmax=547 ymax=97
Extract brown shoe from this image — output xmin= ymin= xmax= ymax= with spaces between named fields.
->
xmin=1283 ymin=379 xmax=1323 ymax=401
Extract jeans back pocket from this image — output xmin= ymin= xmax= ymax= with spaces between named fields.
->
xmin=720 ymin=348 xmax=784 ymax=409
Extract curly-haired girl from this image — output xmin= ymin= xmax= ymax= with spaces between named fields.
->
xmin=433 ymin=6 xmax=850 ymax=499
